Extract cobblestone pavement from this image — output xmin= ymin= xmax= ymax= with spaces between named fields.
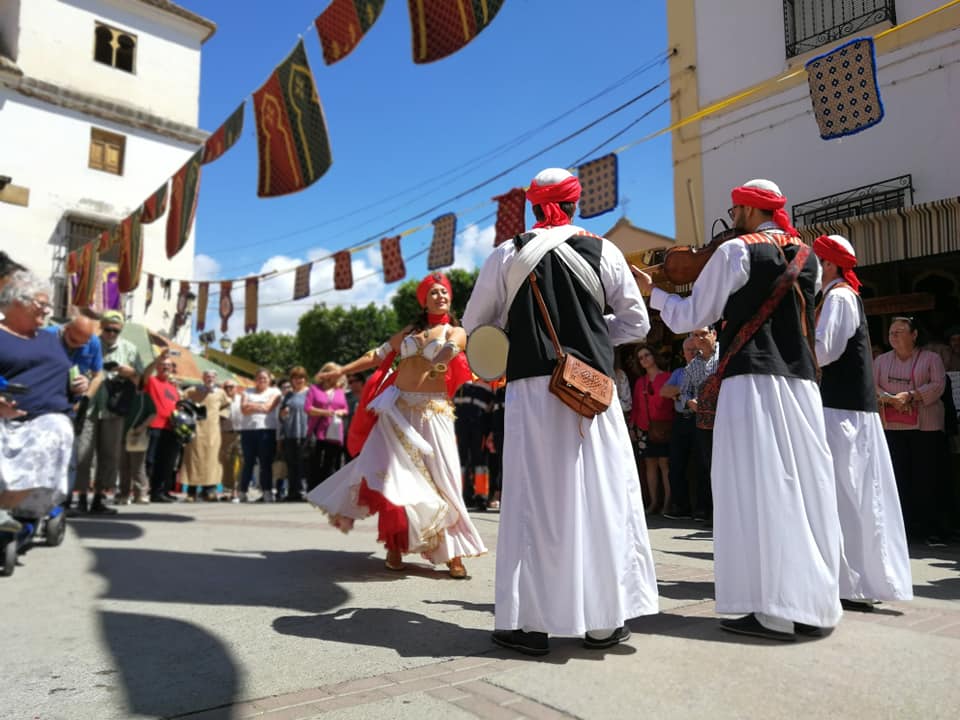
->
xmin=2 ymin=502 xmax=958 ymax=719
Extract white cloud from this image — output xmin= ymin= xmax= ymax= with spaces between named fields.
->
xmin=193 ymin=253 xmax=221 ymax=280
xmin=451 ymin=222 xmax=496 ymax=272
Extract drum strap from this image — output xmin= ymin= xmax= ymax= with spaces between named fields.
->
xmin=501 ymin=226 xmax=604 ymax=326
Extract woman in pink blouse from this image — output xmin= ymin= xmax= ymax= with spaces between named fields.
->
xmin=306 ymin=362 xmax=349 ymax=491
xmin=630 ymin=347 xmax=675 ymax=515
xmin=874 ymin=317 xmax=946 ymax=544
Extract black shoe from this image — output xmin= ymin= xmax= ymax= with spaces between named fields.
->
xmin=720 ymin=614 xmax=796 ymax=642
xmin=77 ymin=494 xmax=89 ymax=513
xmin=284 ymin=494 xmax=303 ymax=503
xmin=924 ymin=536 xmax=947 ymax=548
xmin=841 ymin=599 xmax=876 ymax=613
xmin=794 ymin=622 xmax=831 ymax=638
xmin=662 ymin=509 xmax=693 ymax=521
xmin=491 ymin=629 xmax=549 ymax=657
xmin=151 ymin=493 xmax=174 ymax=503
xmin=583 ymin=626 xmax=631 ymax=649
xmin=89 ymin=495 xmax=118 ymax=515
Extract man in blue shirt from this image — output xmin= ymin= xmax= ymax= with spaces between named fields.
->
xmin=661 ymin=337 xmax=699 ymax=520
xmin=680 ymin=326 xmax=720 ymax=524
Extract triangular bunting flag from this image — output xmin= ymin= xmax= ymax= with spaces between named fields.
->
xmin=71 ymin=242 xmax=99 ymax=308
xmin=253 ymin=40 xmax=333 ymax=198
xmin=196 ymin=282 xmax=209 ymax=332
xmin=219 ymin=281 xmax=233 ymax=333
xmin=408 ymin=0 xmax=506 ymax=64
xmin=577 ymin=153 xmax=619 ymax=219
xmin=805 ymin=37 xmax=883 ymax=141
xmin=244 ymin=277 xmax=259 ymax=333
xmin=333 ymin=251 xmax=353 ymax=290
xmin=293 ymin=263 xmax=312 ymax=300
xmin=145 ymin=273 xmax=154 ymax=312
xmin=117 ymin=213 xmax=143 ymax=293
xmin=493 ymin=187 xmax=525 ymax=246
xmin=202 ymin=102 xmax=245 ymax=164
xmin=381 ymin=235 xmax=406 ymax=283
xmin=315 ymin=0 xmax=386 ymax=65
xmin=428 ymin=213 xmax=456 ymax=270
xmin=140 ymin=182 xmax=169 ymax=224
xmin=166 ymin=150 xmax=203 ymax=259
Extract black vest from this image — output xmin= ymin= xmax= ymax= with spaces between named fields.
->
xmin=505 ymin=232 xmax=614 ymax=382
xmin=818 ymin=284 xmax=878 ymax=412
xmin=719 ymin=234 xmax=818 ymax=381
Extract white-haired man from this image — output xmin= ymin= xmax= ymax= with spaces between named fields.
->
xmin=463 ymin=167 xmax=659 ymax=656
xmin=636 ymin=179 xmax=842 ymax=641
xmin=814 ymin=234 xmax=912 ymax=611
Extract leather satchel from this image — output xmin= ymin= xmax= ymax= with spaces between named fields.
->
xmin=529 ymin=273 xmax=614 ymax=420
xmin=696 ymin=242 xmax=813 ymax=430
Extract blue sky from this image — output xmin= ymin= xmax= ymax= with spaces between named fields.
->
xmin=190 ymin=0 xmax=674 ymax=333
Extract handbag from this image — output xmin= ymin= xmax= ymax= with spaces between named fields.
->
xmin=697 ymin=242 xmax=813 ymax=430
xmin=325 ymin=415 xmax=343 ymax=443
xmin=528 ymin=272 xmax=614 ymax=422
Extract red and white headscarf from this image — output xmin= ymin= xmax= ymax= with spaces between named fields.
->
xmin=731 ymin=178 xmax=799 ymax=237
xmin=416 ymin=272 xmax=452 ymax=308
xmin=813 ymin=234 xmax=861 ymax=293
xmin=526 ymin=168 xmax=582 ymax=229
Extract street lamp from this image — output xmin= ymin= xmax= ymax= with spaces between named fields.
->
xmin=219 ymin=334 xmax=232 ymax=353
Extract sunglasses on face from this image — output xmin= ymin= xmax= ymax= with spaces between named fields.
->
xmin=101 ymin=327 xmax=121 ymax=334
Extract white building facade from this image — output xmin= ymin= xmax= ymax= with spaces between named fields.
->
xmin=667 ymin=0 xmax=960 ymax=331
xmin=0 ymin=0 xmax=214 ymax=341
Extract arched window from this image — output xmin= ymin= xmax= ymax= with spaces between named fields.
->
xmin=93 ymin=22 xmax=136 ymax=73
xmin=115 ymin=34 xmax=135 ymax=72
xmin=94 ymin=25 xmax=114 ymax=65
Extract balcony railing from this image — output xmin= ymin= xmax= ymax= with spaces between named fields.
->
xmin=783 ymin=0 xmax=897 ymax=58
xmin=792 ymin=174 xmax=913 ymax=227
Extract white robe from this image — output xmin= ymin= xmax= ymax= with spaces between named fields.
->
xmin=462 ymin=227 xmax=659 ymax=635
xmin=651 ymin=236 xmax=843 ymax=628
xmin=815 ymin=281 xmax=913 ymax=601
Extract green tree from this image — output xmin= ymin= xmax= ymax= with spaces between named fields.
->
xmin=230 ymin=331 xmax=300 ymax=377
xmin=296 ymin=302 xmax=399 ymax=372
xmin=391 ymin=268 xmax=479 ymax=323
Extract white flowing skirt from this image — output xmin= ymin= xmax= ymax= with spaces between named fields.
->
xmin=713 ymin=375 xmax=843 ymax=628
xmin=824 ymin=407 xmax=913 ymax=601
xmin=306 ymin=387 xmax=487 ymax=564
xmin=496 ymin=377 xmax=659 ymax=636
xmin=0 ymin=413 xmax=73 ymax=517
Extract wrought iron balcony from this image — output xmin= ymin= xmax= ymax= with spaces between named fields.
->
xmin=783 ymin=0 xmax=897 ymax=58
xmin=792 ymin=174 xmax=913 ymax=227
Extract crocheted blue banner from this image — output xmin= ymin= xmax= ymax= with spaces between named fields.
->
xmin=806 ymin=37 xmax=884 ymax=140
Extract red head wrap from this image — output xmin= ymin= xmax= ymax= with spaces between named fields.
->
xmin=731 ymin=185 xmax=799 ymax=237
xmin=416 ymin=272 xmax=452 ymax=308
xmin=526 ymin=175 xmax=582 ymax=229
xmin=813 ymin=235 xmax=861 ymax=293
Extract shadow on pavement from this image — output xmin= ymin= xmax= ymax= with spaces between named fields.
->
xmin=86 ymin=548 xmax=401 ymax=613
xmin=273 ymin=607 xmax=492 ymax=659
xmin=100 ymin=611 xmax=239 ymax=720
xmin=422 ymin=599 xmax=495 ymax=614
xmin=657 ymin=580 xmax=715 ymax=602
xmin=662 ymin=549 xmax=715 ymax=562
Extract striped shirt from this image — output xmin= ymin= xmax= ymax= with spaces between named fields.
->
xmin=874 ymin=349 xmax=946 ymax=432
xmin=681 ymin=342 xmax=720 ymax=406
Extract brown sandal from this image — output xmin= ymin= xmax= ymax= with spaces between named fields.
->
xmin=447 ymin=557 xmax=467 ymax=579
xmin=385 ymin=548 xmax=405 ymax=571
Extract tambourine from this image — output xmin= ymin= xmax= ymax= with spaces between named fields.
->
xmin=465 ymin=325 xmax=509 ymax=381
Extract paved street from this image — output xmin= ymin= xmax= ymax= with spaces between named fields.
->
xmin=2 ymin=501 xmax=959 ymax=720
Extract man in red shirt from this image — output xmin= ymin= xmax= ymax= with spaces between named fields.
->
xmin=142 ymin=351 xmax=180 ymax=502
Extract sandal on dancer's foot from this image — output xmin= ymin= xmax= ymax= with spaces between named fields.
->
xmin=385 ymin=549 xmax=405 ymax=571
xmin=447 ymin=558 xmax=467 ymax=579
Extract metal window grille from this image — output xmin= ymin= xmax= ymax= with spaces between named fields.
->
xmin=783 ymin=0 xmax=896 ymax=58
xmin=792 ymin=174 xmax=913 ymax=227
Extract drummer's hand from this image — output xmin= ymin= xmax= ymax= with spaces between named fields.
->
xmin=631 ymin=265 xmax=653 ymax=296
xmin=0 ymin=396 xmax=26 ymax=420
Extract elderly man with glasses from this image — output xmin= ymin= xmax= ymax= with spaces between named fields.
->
xmin=91 ymin=311 xmax=144 ymax=507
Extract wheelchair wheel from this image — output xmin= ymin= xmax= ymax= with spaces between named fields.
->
xmin=1 ymin=539 xmax=16 ymax=577
xmin=45 ymin=514 xmax=66 ymax=547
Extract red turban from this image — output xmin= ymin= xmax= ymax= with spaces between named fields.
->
xmin=731 ymin=185 xmax=799 ymax=237
xmin=526 ymin=175 xmax=582 ymax=229
xmin=416 ymin=272 xmax=452 ymax=307
xmin=813 ymin=235 xmax=861 ymax=293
